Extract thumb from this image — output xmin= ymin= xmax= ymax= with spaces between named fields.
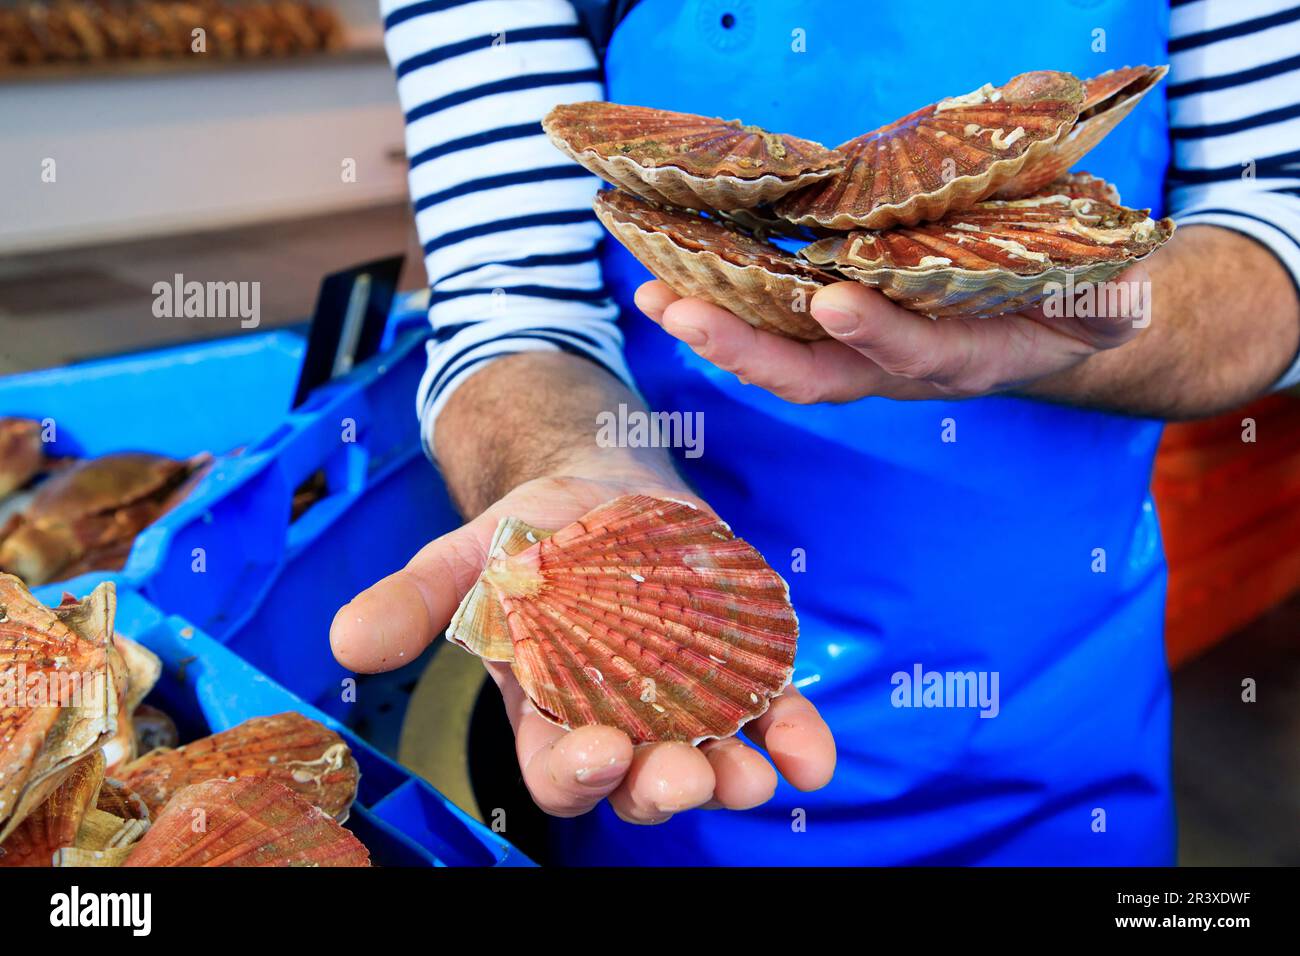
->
xmin=330 ymin=512 xmax=497 ymax=673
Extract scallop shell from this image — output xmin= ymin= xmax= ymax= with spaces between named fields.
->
xmin=776 ymin=71 xmax=1084 ymax=230
xmin=132 ymin=703 xmax=179 ymax=757
xmin=995 ymin=65 xmax=1167 ymax=198
xmin=543 ymin=101 xmax=844 ymax=211
xmin=101 ymin=634 xmax=163 ymax=772
xmin=96 ymin=776 xmax=153 ymax=822
xmin=0 ymin=576 xmax=116 ymax=842
xmin=1039 ymin=171 xmax=1121 ymax=205
xmin=0 ymin=751 xmax=104 ymax=867
xmin=122 ymin=778 xmax=370 ymax=867
xmin=53 ymin=801 xmax=150 ymax=867
xmin=447 ymin=495 xmax=799 ymax=745
xmin=800 ymin=184 xmax=1175 ymax=318
xmin=0 ymin=451 xmax=211 ymax=586
xmin=595 ymin=189 xmax=836 ymax=341
xmin=0 ymin=418 xmax=44 ymax=498
xmin=116 ymin=712 xmax=360 ymax=821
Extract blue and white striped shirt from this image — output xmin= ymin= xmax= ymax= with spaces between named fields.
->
xmin=381 ymin=0 xmax=1300 ymax=450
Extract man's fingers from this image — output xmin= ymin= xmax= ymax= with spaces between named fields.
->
xmin=657 ymin=295 xmax=907 ymax=403
xmin=608 ymin=742 xmax=716 ymax=825
xmin=490 ymin=655 xmax=635 ymax=818
xmin=698 ymin=737 xmax=778 ymax=810
xmin=1030 ymin=261 xmax=1152 ymax=349
xmin=330 ymin=513 xmax=497 ymax=673
xmin=811 ymin=282 xmax=977 ymax=388
xmin=634 ymin=279 xmax=681 ymax=321
xmin=743 ymin=686 xmax=836 ymax=792
xmin=517 ymin=719 xmax=635 ymax=818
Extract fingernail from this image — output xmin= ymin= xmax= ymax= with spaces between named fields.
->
xmin=574 ymin=757 xmax=626 ymax=788
xmin=813 ymin=306 xmax=858 ymax=335
xmin=668 ymin=322 xmax=708 ymax=347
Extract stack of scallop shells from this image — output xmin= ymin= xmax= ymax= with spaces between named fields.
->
xmin=0 ymin=425 xmax=212 ymax=587
xmin=0 ymin=577 xmax=369 ymax=866
xmin=543 ymin=66 xmax=1174 ymax=340
xmin=0 ymin=0 xmax=344 ymax=68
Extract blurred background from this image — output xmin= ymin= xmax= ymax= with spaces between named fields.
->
xmin=0 ymin=0 xmax=1295 ymax=866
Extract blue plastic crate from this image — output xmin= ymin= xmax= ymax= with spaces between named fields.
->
xmin=0 ymin=291 xmax=462 ymax=723
xmin=30 ymin=583 xmax=531 ymax=867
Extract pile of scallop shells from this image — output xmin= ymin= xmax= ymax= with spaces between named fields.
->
xmin=544 ymin=66 xmax=1174 ymax=338
xmin=0 ymin=420 xmax=211 ymax=586
xmin=0 ymin=576 xmax=369 ymax=867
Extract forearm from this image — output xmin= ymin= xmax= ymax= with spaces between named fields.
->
xmin=1025 ymin=226 xmax=1300 ymax=420
xmin=433 ymin=352 xmax=682 ymax=516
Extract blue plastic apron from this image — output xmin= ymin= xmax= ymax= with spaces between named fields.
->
xmin=553 ymin=0 xmax=1175 ymax=865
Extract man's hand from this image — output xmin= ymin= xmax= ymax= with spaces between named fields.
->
xmin=635 ymin=266 xmax=1149 ymax=405
xmin=636 ymin=226 xmax=1300 ymax=419
xmin=330 ymin=470 xmax=836 ymax=823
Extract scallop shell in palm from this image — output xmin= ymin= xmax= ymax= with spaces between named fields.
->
xmin=595 ymin=188 xmax=836 ymax=341
xmin=995 ymin=65 xmax=1167 ymax=198
xmin=776 ymin=71 xmax=1085 ymax=230
xmin=447 ymin=495 xmax=799 ymax=745
xmin=800 ymin=183 xmax=1175 ymax=318
xmin=122 ymin=778 xmax=370 ymax=867
xmin=543 ymin=101 xmax=844 ymax=210
xmin=116 ymin=712 xmax=360 ymax=821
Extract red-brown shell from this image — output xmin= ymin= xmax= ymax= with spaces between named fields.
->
xmin=805 ymin=193 xmax=1171 ymax=275
xmin=776 ymin=71 xmax=1084 ymax=229
xmin=545 ymin=101 xmax=842 ymax=181
xmin=0 ymin=574 xmax=111 ymax=839
xmin=0 ymin=451 xmax=210 ymax=586
xmin=96 ymin=776 xmax=153 ymax=822
xmin=993 ymin=65 xmax=1167 ymax=198
xmin=800 ymin=187 xmax=1174 ymax=318
xmin=1079 ymin=65 xmax=1167 ymax=119
xmin=544 ymin=102 xmax=844 ymax=210
xmin=448 ymin=495 xmax=799 ymax=745
xmin=115 ymin=711 xmax=360 ymax=821
xmin=594 ymin=189 xmax=836 ymax=341
xmin=0 ymin=418 xmax=44 ymax=498
xmin=122 ymin=778 xmax=371 ymax=867
xmin=132 ymin=703 xmax=179 ymax=756
xmin=1037 ymin=171 xmax=1121 ymax=204
xmin=0 ymin=751 xmax=103 ymax=867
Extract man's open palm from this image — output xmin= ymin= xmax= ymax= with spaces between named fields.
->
xmin=330 ymin=474 xmax=836 ymax=824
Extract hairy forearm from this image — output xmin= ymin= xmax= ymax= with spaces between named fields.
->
xmin=432 ymin=352 xmax=681 ymax=516
xmin=1025 ymin=226 xmax=1300 ymax=419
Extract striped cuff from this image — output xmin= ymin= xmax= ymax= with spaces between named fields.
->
xmin=416 ymin=320 xmax=636 ymax=459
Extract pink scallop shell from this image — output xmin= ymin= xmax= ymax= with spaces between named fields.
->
xmin=448 ymin=495 xmax=799 ymax=745
xmin=122 ymin=778 xmax=371 ymax=867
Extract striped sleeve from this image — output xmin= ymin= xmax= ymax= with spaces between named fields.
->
xmin=381 ymin=0 xmax=632 ymax=453
xmin=1166 ymin=0 xmax=1300 ymax=388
